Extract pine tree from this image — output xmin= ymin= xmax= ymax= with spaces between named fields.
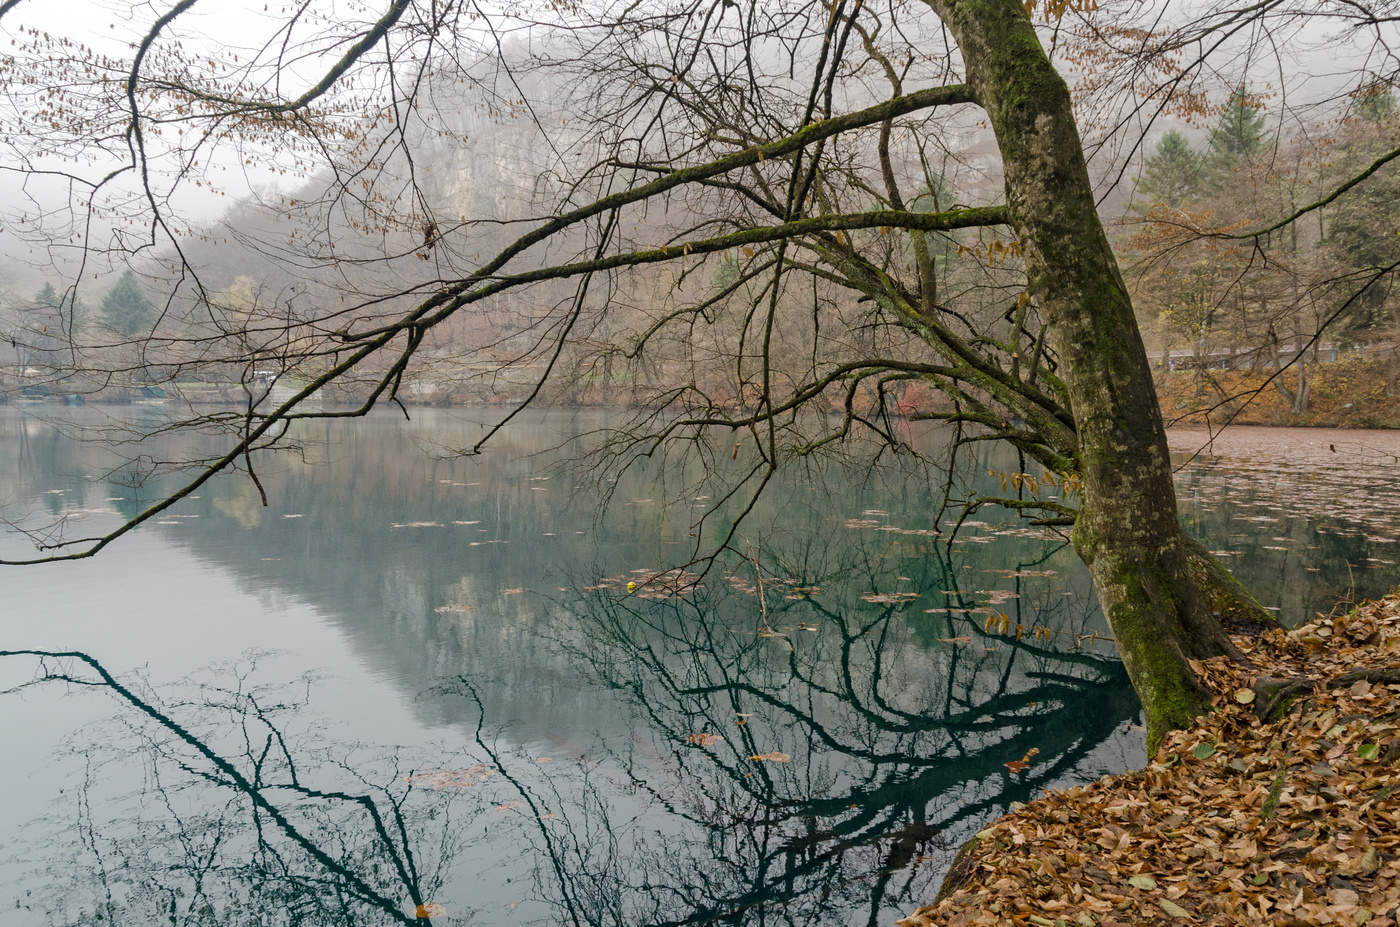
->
xmin=100 ymin=271 xmax=152 ymax=337
xmin=1138 ymin=130 xmax=1203 ymax=208
xmin=1205 ymin=86 xmax=1268 ymax=185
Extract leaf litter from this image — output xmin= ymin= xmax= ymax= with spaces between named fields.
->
xmin=899 ymin=593 xmax=1400 ymax=927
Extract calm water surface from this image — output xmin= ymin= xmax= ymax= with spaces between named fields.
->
xmin=2 ymin=410 xmax=1398 ymax=926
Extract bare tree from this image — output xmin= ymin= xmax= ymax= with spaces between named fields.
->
xmin=1 ymin=0 xmax=1396 ymax=745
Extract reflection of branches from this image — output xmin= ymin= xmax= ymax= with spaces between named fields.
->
xmin=1 ymin=650 xmax=467 ymax=925
xmin=447 ymin=531 xmax=1136 ymax=927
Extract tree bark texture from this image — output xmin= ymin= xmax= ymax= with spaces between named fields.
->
xmin=925 ymin=0 xmax=1248 ymax=749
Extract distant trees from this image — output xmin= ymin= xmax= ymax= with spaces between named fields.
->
xmin=99 ymin=271 xmax=152 ymax=337
xmin=1139 ymin=131 xmax=1202 ymax=209
xmin=1123 ymin=83 xmax=1400 ymax=411
xmin=1323 ymin=94 xmax=1400 ymax=340
xmin=1203 ymin=86 xmax=1269 ymax=188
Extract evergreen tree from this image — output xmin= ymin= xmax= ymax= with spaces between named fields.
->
xmin=1205 ymin=85 xmax=1269 ymax=184
xmin=1138 ymin=130 xmax=1203 ymax=208
xmin=1326 ymin=92 xmax=1400 ymax=336
xmin=22 ymin=283 xmax=73 ymax=367
xmin=100 ymin=271 xmax=152 ymax=337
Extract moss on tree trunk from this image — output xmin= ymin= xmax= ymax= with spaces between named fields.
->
xmin=928 ymin=0 xmax=1257 ymax=749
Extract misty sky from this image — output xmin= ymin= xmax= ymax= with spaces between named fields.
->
xmin=0 ymin=0 xmax=1387 ymax=295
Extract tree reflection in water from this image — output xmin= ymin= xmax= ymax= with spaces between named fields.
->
xmin=2 ymin=650 xmax=474 ymax=925
xmin=440 ymin=540 xmax=1140 ymax=927
xmin=4 ymin=542 xmax=1139 ymax=927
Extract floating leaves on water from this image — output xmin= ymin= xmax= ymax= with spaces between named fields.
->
xmin=1005 ymin=747 xmax=1040 ymax=773
xmin=860 ymin=591 xmax=920 ymax=604
xmin=980 ymin=589 xmax=1021 ymax=605
xmin=938 ymin=636 xmax=972 ymax=644
xmin=502 ymin=587 xmax=524 ymax=596
xmin=494 ymin=801 xmax=523 ymax=812
xmin=392 ymin=521 xmax=443 ymax=528
xmin=434 ymin=604 xmax=470 ymax=614
xmin=686 ymin=732 xmax=722 ymax=746
xmin=415 ymin=902 xmax=446 ymax=919
xmin=281 ymin=513 xmax=304 ymax=519
xmin=749 ymin=751 xmax=791 ymax=763
xmin=591 ymin=568 xmax=700 ymax=599
xmin=407 ymin=764 xmax=494 ymax=789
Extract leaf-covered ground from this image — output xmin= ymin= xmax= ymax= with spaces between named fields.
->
xmin=900 ymin=595 xmax=1400 ymax=926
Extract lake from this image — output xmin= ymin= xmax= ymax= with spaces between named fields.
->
xmin=3 ymin=409 xmax=1398 ymax=926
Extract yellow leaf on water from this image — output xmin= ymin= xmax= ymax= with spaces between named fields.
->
xmin=415 ymin=902 xmax=446 ymax=918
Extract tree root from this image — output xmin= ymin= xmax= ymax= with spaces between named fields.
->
xmin=1253 ymin=663 xmax=1400 ymax=721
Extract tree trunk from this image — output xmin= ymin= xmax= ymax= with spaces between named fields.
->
xmin=929 ymin=0 xmax=1251 ymax=750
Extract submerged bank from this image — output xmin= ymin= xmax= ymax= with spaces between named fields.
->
xmin=900 ymin=595 xmax=1400 ymax=926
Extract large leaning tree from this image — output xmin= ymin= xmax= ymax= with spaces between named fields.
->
xmin=1 ymin=0 xmax=1396 ymax=748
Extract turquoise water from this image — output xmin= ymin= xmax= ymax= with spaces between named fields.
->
xmin=2 ymin=409 xmax=1397 ymax=926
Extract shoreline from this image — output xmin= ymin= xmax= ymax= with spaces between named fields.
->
xmin=898 ymin=595 xmax=1400 ymax=926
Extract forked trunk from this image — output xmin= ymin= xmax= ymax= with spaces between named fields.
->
xmin=927 ymin=0 xmax=1255 ymax=749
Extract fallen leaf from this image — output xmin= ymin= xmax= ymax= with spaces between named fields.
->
xmin=1157 ymin=898 xmax=1192 ymax=918
xmin=749 ymin=751 xmax=791 ymax=763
